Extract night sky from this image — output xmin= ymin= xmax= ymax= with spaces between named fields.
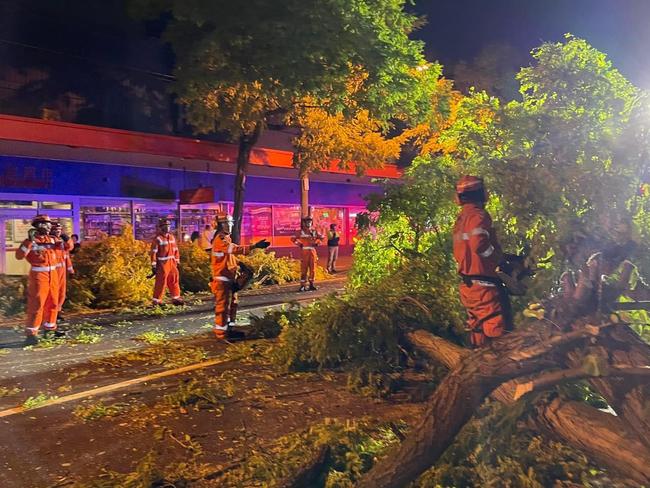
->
xmin=411 ymin=0 xmax=650 ymax=88
xmin=2 ymin=0 xmax=649 ymax=90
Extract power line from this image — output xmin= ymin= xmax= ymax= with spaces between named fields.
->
xmin=0 ymin=37 xmax=176 ymax=82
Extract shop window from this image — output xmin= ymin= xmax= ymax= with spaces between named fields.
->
xmin=133 ymin=202 xmax=177 ymax=241
xmin=272 ymin=205 xmax=301 ymax=247
xmin=0 ymin=200 xmax=37 ymax=208
xmin=348 ymin=207 xmax=369 ymax=244
xmin=81 ymin=201 xmax=132 ymax=241
xmin=223 ymin=204 xmax=274 ymax=245
xmin=242 ymin=205 xmax=272 ymax=245
xmin=312 ymin=207 xmax=346 ymax=245
xmin=40 ymin=201 xmax=72 ymax=210
xmin=179 ymin=204 xmax=224 ymax=241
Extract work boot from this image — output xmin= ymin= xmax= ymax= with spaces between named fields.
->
xmin=308 ymin=283 xmax=318 ymax=291
xmin=24 ymin=335 xmax=39 ymax=347
xmin=57 ymin=312 xmax=66 ymax=322
xmin=298 ymin=285 xmax=307 ymax=292
xmin=172 ymin=298 xmax=185 ymax=306
xmin=43 ymin=329 xmax=66 ymax=340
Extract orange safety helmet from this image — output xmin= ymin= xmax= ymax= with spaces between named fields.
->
xmin=31 ymin=214 xmax=52 ymax=226
xmin=455 ymin=175 xmax=487 ymax=205
xmin=456 ymin=175 xmax=485 ymax=194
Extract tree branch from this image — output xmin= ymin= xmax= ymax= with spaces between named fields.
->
xmin=507 ymin=323 xmax=611 ymax=362
xmin=405 ymin=330 xmax=468 ymax=369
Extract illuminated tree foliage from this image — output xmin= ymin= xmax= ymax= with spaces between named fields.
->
xmin=397 ymin=35 xmax=644 ymax=297
xmin=292 ymin=99 xmax=401 ymax=217
xmin=131 ymin=0 xmax=437 ymax=241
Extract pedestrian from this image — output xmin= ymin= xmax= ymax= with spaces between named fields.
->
xmin=452 ymin=176 xmax=512 ymax=348
xmin=50 ymin=222 xmax=74 ymax=326
xmin=197 ymin=224 xmax=215 ymax=252
xmin=291 ymin=216 xmax=323 ymax=291
xmin=210 ymin=212 xmax=269 ymax=340
xmin=326 ymin=223 xmax=340 ymax=273
xmin=150 ymin=218 xmax=184 ymax=306
xmin=70 ymin=234 xmax=81 ymax=255
xmin=15 ymin=215 xmax=61 ymax=345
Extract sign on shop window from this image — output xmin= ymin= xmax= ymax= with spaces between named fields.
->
xmin=273 ymin=206 xmax=301 ymax=246
xmin=240 ymin=205 xmax=272 ymax=245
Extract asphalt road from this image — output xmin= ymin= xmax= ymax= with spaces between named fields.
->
xmin=0 ymin=277 xmax=346 ymax=380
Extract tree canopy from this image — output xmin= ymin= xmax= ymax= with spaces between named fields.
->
xmin=132 ymin=0 xmax=438 ymax=241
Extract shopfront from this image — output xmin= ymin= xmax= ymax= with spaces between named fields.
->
xmin=0 ymin=160 xmax=374 ymax=275
xmin=0 ymin=116 xmax=400 ymax=275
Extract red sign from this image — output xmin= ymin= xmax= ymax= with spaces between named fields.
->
xmin=179 ymin=187 xmax=214 ymax=204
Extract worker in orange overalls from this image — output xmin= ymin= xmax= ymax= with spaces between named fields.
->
xmin=291 ymin=216 xmax=323 ymax=292
xmin=50 ymin=222 xmax=74 ymax=324
xmin=210 ymin=212 xmax=269 ymax=340
xmin=150 ymin=218 xmax=183 ymax=306
xmin=453 ymin=176 xmax=512 ymax=347
xmin=15 ymin=215 xmax=61 ymax=345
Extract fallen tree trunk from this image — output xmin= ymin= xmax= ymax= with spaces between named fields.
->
xmin=405 ymin=328 xmax=650 ymax=486
xmin=356 ymin=325 xmax=601 ymax=488
xmin=569 ymin=323 xmax=650 ymax=451
xmin=530 ymin=397 xmax=650 ymax=485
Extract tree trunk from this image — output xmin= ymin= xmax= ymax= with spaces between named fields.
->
xmin=565 ymin=324 xmax=650 ymax=450
xmin=406 ymin=327 xmax=650 ymax=485
xmin=232 ymin=123 xmax=262 ymax=244
xmin=300 ymin=172 xmax=310 ymax=218
xmin=357 ymin=325 xmax=597 ymax=488
xmin=530 ymin=397 xmax=650 ymax=486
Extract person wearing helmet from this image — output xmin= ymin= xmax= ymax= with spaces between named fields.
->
xmin=210 ymin=211 xmax=270 ymax=340
xmin=453 ymin=176 xmax=510 ymax=347
xmin=50 ymin=222 xmax=74 ymax=326
xmin=291 ymin=216 xmax=324 ymax=291
xmin=15 ymin=215 xmax=61 ymax=345
xmin=150 ymin=218 xmax=183 ymax=306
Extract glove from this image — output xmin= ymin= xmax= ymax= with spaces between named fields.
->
xmin=151 ymin=265 xmax=157 ymax=276
xmin=27 ymin=228 xmax=37 ymax=242
xmin=61 ymin=234 xmax=70 ymax=242
xmin=252 ymin=239 xmax=271 ymax=250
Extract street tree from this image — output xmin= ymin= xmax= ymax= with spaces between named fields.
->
xmin=132 ymin=0 xmax=436 ymax=242
xmin=291 ymin=95 xmax=402 ymax=218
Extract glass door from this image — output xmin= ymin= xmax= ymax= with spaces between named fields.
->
xmin=0 ymin=210 xmax=73 ymax=276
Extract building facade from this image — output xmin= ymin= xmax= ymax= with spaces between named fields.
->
xmin=0 ymin=115 xmax=400 ymax=275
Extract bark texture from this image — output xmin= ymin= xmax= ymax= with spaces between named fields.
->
xmin=407 ymin=328 xmax=650 ymax=486
xmin=232 ymin=123 xmax=262 ymax=244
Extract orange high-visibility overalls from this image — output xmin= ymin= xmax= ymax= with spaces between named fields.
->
xmin=291 ymin=229 xmax=323 ymax=286
xmin=15 ymin=235 xmax=60 ymax=336
xmin=210 ymin=233 xmax=251 ymax=339
xmin=53 ymin=238 xmax=74 ymax=313
xmin=453 ymin=203 xmax=507 ymax=347
xmin=150 ymin=232 xmax=181 ymax=304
